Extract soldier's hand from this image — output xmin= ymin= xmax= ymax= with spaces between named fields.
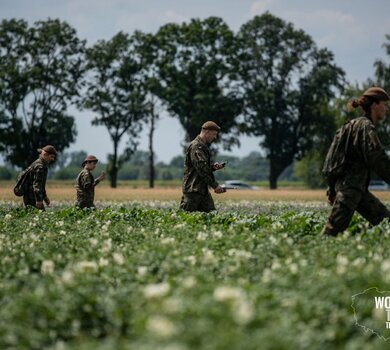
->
xmin=212 ymin=162 xmax=225 ymax=171
xmin=97 ymin=172 xmax=106 ymax=182
xmin=36 ymin=201 xmax=44 ymax=209
xmin=44 ymin=197 xmax=50 ymax=206
xmin=214 ymin=185 xmax=226 ymax=194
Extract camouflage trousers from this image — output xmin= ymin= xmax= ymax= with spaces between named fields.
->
xmin=23 ymin=191 xmax=43 ymax=210
xmin=179 ymin=192 xmax=216 ymax=213
xmin=322 ymin=188 xmax=390 ymax=236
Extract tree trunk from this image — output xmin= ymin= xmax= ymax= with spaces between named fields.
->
xmin=110 ymin=141 xmax=119 ymax=188
xmin=269 ymin=155 xmax=292 ymax=189
xmin=269 ymin=157 xmax=280 ymax=190
xmin=110 ymin=165 xmax=118 ymax=188
xmin=269 ymin=172 xmax=278 ymax=190
xmin=148 ymin=109 xmax=155 ymax=188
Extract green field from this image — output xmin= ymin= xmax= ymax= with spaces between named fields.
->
xmin=1 ymin=201 xmax=390 ymax=349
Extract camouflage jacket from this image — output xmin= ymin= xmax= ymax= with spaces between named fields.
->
xmin=26 ymin=158 xmax=48 ymax=201
xmin=182 ymin=136 xmax=219 ymax=194
xmin=75 ymin=169 xmax=100 ymax=207
xmin=332 ymin=116 xmax=390 ymax=193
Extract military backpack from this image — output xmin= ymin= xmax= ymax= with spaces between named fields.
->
xmin=13 ymin=166 xmax=33 ymax=197
xmin=322 ymin=120 xmax=356 ymax=185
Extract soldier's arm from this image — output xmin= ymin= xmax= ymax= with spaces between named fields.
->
xmin=191 ymin=147 xmax=219 ymax=189
xmin=80 ymin=172 xmax=94 ymax=190
xmin=362 ymin=124 xmax=390 ymax=183
xmin=32 ymin=166 xmax=46 ymax=202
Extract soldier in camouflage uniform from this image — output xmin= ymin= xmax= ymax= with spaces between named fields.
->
xmin=180 ymin=121 xmax=226 ymax=212
xmin=75 ymin=155 xmax=106 ymax=209
xmin=322 ymin=87 xmax=390 ymax=236
xmin=23 ymin=145 xmax=57 ymax=209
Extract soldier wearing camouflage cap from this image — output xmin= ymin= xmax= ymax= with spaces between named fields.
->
xmin=322 ymin=86 xmax=390 ymax=236
xmin=180 ymin=121 xmax=226 ymax=212
xmin=23 ymin=145 xmax=57 ymax=209
xmin=75 ymin=155 xmax=106 ymax=209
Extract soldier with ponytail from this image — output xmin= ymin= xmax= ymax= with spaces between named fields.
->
xmin=322 ymin=87 xmax=390 ymax=236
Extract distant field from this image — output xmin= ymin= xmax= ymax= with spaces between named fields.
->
xmin=2 ymin=180 xmax=390 ymax=203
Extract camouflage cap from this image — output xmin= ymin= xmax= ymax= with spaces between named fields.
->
xmin=201 ymin=121 xmax=221 ymax=132
xmin=37 ymin=145 xmax=58 ymax=156
xmin=82 ymin=155 xmax=99 ymax=167
xmin=363 ymin=87 xmax=389 ymax=101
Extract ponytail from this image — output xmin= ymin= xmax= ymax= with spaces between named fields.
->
xmin=347 ymin=95 xmax=379 ymax=115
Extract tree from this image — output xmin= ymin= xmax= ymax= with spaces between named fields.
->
xmin=0 ymin=19 xmax=85 ymax=168
xmin=146 ymin=95 xmax=160 ymax=188
xmin=370 ymin=34 xmax=390 ymax=149
xmin=68 ymin=150 xmax=88 ymax=167
xmin=131 ymin=31 xmax=164 ymax=188
xmin=82 ymin=32 xmax=148 ymax=188
xmin=154 ymin=17 xmax=243 ymax=150
xmin=236 ymin=13 xmax=344 ymax=189
xmin=374 ymin=34 xmax=390 ymax=93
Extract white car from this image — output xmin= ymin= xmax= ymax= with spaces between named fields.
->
xmin=368 ymin=180 xmax=389 ymax=190
xmin=221 ymin=180 xmax=259 ymax=190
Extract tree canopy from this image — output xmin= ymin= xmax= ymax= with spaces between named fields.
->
xmin=0 ymin=19 xmax=85 ymax=168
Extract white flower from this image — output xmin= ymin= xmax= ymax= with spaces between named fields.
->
xmin=214 ymin=286 xmax=254 ymax=325
xmin=101 ymin=220 xmax=111 ymax=232
xmin=271 ymin=260 xmax=281 ymax=270
xmin=381 ymin=259 xmax=390 ymax=273
xmin=89 ymin=238 xmax=98 ymax=247
xmin=61 ymin=271 xmax=74 ymax=284
xmin=161 ymin=237 xmax=175 ymax=245
xmin=144 ymin=282 xmax=170 ymax=299
xmin=41 ymin=260 xmax=55 ymax=275
xmin=74 ymin=261 xmax=98 ymax=273
xmin=212 ymin=230 xmax=223 ymax=239
xmin=202 ymin=248 xmax=217 ymax=264
xmin=174 ymin=223 xmax=185 ymax=229
xmin=98 ymin=258 xmax=109 ymax=267
xmin=197 ymin=231 xmax=208 ymax=241
xmin=228 ymin=249 xmax=252 ymax=260
xmin=182 ymin=276 xmax=196 ymax=289
xmin=146 ymin=315 xmax=177 ymax=337
xmin=102 ymin=239 xmax=112 ymax=253
xmin=56 ymin=220 xmax=64 ymax=227
xmin=187 ymin=255 xmax=196 ymax=266
xmin=59 ymin=230 xmax=66 ymax=235
xmin=4 ymin=214 xmax=12 ymax=220
xmin=232 ymin=299 xmax=254 ymax=325
xmin=163 ymin=297 xmax=182 ymax=313
xmin=113 ymin=252 xmax=124 ymax=265
xmin=214 ymin=286 xmax=244 ymax=302
xmin=289 ymin=263 xmax=298 ymax=274
xmin=336 ymin=255 xmax=348 ymax=275
xmin=271 ymin=222 xmax=283 ymax=230
xmin=137 ymin=266 xmax=148 ymax=276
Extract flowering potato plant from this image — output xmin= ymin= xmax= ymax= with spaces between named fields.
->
xmin=1 ymin=201 xmax=390 ymax=349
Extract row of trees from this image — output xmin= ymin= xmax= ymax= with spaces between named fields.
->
xmin=1 ymin=14 xmax=389 ymax=188
xmin=0 ymin=150 xmax=296 ymax=182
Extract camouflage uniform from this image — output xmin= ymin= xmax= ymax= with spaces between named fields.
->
xmin=323 ymin=116 xmax=390 ymax=235
xmin=23 ymin=158 xmax=49 ymax=208
xmin=180 ymin=136 xmax=219 ymax=212
xmin=75 ymin=169 xmax=100 ymax=208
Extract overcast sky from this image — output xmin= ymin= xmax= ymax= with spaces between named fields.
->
xmin=1 ymin=0 xmax=390 ymax=163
